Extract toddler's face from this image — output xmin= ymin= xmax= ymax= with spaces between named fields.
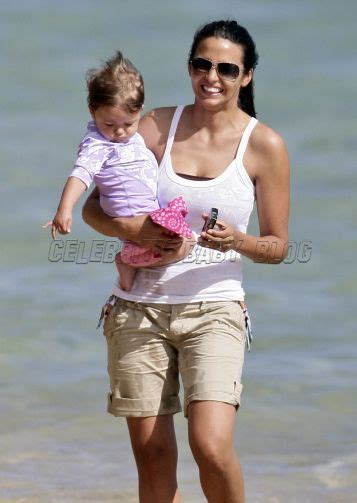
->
xmin=90 ymin=105 xmax=141 ymax=143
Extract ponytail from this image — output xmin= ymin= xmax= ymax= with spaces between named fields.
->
xmin=239 ymin=80 xmax=256 ymax=118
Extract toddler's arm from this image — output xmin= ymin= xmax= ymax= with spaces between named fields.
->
xmin=43 ymin=176 xmax=87 ymax=239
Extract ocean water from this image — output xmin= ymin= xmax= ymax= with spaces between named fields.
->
xmin=1 ymin=0 xmax=357 ymax=501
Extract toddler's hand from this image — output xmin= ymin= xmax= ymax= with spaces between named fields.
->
xmin=43 ymin=209 xmax=73 ymax=240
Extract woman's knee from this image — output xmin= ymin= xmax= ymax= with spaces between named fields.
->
xmin=134 ymin=440 xmax=177 ymax=470
xmin=127 ymin=415 xmax=178 ymax=472
xmin=188 ymin=401 xmax=237 ymax=473
xmin=189 ymin=434 xmax=235 ymax=473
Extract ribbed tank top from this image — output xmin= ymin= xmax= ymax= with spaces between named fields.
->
xmin=112 ymin=106 xmax=257 ymax=303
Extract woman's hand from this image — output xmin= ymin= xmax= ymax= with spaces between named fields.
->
xmin=127 ymin=215 xmax=183 ymax=255
xmin=198 ymin=214 xmax=237 ymax=253
xmin=198 ymin=211 xmax=289 ymax=263
xmin=82 ymin=188 xmax=182 ymax=254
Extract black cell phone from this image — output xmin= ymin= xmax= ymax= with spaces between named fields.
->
xmin=202 ymin=208 xmax=218 ymax=232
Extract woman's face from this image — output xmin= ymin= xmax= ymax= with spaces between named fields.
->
xmin=189 ymin=36 xmax=252 ymax=109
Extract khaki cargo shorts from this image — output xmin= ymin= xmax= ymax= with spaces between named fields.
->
xmin=103 ymin=298 xmax=246 ymax=418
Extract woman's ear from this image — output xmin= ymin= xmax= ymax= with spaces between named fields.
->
xmin=241 ymin=69 xmax=253 ymax=88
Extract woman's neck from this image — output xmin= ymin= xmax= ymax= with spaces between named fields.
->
xmin=188 ymin=102 xmax=247 ymax=135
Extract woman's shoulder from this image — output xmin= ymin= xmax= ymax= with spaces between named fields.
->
xmin=142 ymin=106 xmax=177 ymax=121
xmin=139 ymin=107 xmax=176 ymax=135
xmin=245 ymin=119 xmax=289 ymax=180
xmin=138 ymin=106 xmax=178 ymax=160
xmin=250 ymin=120 xmax=287 ymax=154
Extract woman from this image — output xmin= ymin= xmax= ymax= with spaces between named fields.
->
xmin=83 ymin=20 xmax=289 ymax=503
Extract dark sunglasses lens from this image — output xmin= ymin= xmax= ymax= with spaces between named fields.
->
xmin=191 ymin=58 xmax=212 ymax=72
xmin=218 ymin=63 xmax=240 ymax=79
xmin=191 ymin=58 xmax=239 ymax=80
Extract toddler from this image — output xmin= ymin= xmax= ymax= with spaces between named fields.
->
xmin=44 ymin=51 xmax=193 ymax=290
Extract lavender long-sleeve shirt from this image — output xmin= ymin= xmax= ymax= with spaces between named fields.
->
xmin=70 ymin=121 xmax=159 ymax=217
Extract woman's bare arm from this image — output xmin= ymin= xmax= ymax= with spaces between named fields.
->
xmin=82 ymin=187 xmax=129 ymax=238
xmin=82 ymin=187 xmax=183 ymax=251
xmin=200 ymin=125 xmax=290 ymax=263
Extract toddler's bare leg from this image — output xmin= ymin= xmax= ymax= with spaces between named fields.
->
xmin=115 ymin=254 xmax=137 ymax=291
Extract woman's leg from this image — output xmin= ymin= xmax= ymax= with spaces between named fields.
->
xmin=187 ymin=401 xmax=245 ymax=503
xmin=127 ymin=414 xmax=181 ymax=503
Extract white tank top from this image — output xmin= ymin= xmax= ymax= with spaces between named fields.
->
xmin=112 ymin=105 xmax=257 ymax=303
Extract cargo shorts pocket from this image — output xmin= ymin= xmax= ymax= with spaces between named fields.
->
xmin=99 ymin=296 xmax=129 ymax=340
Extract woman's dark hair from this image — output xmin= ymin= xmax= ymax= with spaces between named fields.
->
xmin=86 ymin=51 xmax=144 ymax=114
xmin=188 ymin=20 xmax=259 ymax=117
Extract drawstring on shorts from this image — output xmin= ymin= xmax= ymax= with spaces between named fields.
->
xmin=97 ymin=295 xmax=117 ymax=329
xmin=238 ymin=301 xmax=254 ymax=352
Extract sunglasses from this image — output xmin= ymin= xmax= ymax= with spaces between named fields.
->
xmin=190 ymin=57 xmax=240 ymax=81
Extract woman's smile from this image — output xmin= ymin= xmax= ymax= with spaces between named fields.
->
xmin=201 ymin=84 xmax=224 ymax=96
